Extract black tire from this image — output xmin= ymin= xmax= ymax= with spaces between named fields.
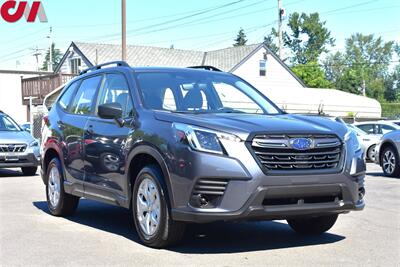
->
xmin=381 ymin=146 xmax=400 ymax=177
xmin=132 ymin=165 xmax=186 ymax=248
xmin=46 ymin=158 xmax=79 ymax=216
xmin=21 ymin=166 xmax=37 ymax=176
xmin=367 ymin=145 xmax=376 ymax=162
xmin=287 ymin=214 xmax=338 ymax=235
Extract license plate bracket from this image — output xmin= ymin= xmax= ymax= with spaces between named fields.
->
xmin=5 ymin=153 xmax=19 ymax=162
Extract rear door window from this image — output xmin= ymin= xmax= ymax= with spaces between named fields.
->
xmin=70 ymin=76 xmax=102 ymax=115
xmin=379 ymin=124 xmax=396 ymax=134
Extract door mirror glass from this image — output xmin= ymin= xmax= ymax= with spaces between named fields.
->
xmin=98 ymin=102 xmax=123 ymax=119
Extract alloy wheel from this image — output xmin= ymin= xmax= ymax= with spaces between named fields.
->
xmin=48 ymin=165 xmax=61 ymax=207
xmin=383 ymin=150 xmax=396 ymax=175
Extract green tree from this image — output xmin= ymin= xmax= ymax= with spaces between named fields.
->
xmin=384 ymin=43 xmax=400 ymax=102
xmin=291 ymin=61 xmax=331 ymax=88
xmin=233 ymin=28 xmax=247 ymax=47
xmin=41 ymin=43 xmax=62 ymax=71
xmin=263 ymin=28 xmax=279 ymax=54
xmin=324 ymin=34 xmax=394 ymax=100
xmin=284 ymin=12 xmax=335 ymax=64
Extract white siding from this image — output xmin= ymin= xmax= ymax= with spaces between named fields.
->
xmin=59 ymin=50 xmax=89 ymax=74
xmin=0 ymin=73 xmax=32 ymax=123
xmin=232 ymin=47 xmax=304 ymax=93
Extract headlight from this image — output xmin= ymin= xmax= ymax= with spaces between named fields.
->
xmin=173 ymin=123 xmax=241 ymax=155
xmin=30 ymin=140 xmax=39 ymax=147
xmin=345 ymin=131 xmax=361 ymax=152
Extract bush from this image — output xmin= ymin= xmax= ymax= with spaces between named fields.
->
xmin=381 ymin=103 xmax=400 ymax=118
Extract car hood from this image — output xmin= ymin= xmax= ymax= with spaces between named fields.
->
xmin=154 ymin=111 xmax=348 ymax=141
xmin=0 ymin=131 xmax=34 ymax=144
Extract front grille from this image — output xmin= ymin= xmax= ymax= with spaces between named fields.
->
xmin=250 ymin=134 xmax=343 ymax=172
xmin=192 ymin=178 xmax=228 ymax=196
xmin=0 ymin=144 xmax=27 ymax=153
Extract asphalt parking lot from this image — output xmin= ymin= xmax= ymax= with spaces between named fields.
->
xmin=0 ymin=163 xmax=399 ymax=267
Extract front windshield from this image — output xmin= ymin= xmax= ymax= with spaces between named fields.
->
xmin=0 ymin=115 xmax=21 ymax=132
xmin=135 ymin=71 xmax=281 ymax=115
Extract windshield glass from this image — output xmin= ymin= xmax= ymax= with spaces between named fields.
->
xmin=0 ymin=114 xmax=21 ymax=132
xmin=135 ymin=71 xmax=281 ymax=114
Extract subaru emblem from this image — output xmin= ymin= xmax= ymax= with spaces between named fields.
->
xmin=290 ymin=138 xmax=313 ymax=150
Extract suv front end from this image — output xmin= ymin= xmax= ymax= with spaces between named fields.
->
xmin=0 ymin=112 xmax=40 ymax=175
xmin=167 ymin=120 xmax=365 ymax=223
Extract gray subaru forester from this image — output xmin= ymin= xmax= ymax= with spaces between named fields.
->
xmin=41 ymin=62 xmax=365 ymax=248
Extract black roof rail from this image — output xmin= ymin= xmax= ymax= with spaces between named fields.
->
xmin=80 ymin=61 xmax=130 ymax=75
xmin=187 ymin=65 xmax=222 ymax=72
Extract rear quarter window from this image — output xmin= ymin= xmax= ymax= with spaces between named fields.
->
xmin=70 ymin=76 xmax=102 ymax=115
xmin=58 ymin=81 xmax=80 ymax=111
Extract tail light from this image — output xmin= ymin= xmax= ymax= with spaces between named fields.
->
xmin=43 ymin=115 xmax=49 ymax=126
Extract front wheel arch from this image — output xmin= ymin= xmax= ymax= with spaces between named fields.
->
xmin=126 ymin=145 xmax=174 ymax=209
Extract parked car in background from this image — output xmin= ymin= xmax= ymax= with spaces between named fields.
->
xmin=0 ymin=111 xmax=40 ymax=176
xmin=347 ymin=124 xmax=380 ymax=161
xmin=353 ymin=121 xmax=400 ymax=136
xmin=41 ymin=62 xmax=366 ymax=248
xmin=375 ymin=130 xmax=400 ymax=177
xmin=20 ymin=123 xmax=31 ymax=133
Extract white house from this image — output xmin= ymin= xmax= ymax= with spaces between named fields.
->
xmin=55 ymin=42 xmax=381 ymax=118
xmin=0 ymin=70 xmax=52 ymax=123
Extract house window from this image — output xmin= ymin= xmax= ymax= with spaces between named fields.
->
xmin=70 ymin=58 xmax=81 ymax=74
xmin=259 ymin=59 xmax=266 ymax=76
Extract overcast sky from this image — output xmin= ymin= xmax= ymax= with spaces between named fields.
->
xmin=0 ymin=0 xmax=399 ymax=70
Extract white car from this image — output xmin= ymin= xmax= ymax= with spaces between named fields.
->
xmin=347 ymin=124 xmax=380 ymax=161
xmin=353 ymin=121 xmax=400 ymax=137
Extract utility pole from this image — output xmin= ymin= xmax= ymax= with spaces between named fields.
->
xmin=47 ymin=27 xmax=53 ymax=72
xmin=31 ymin=47 xmax=42 ymax=71
xmin=278 ymin=0 xmax=283 ymax=58
xmin=121 ymin=0 xmax=127 ymax=61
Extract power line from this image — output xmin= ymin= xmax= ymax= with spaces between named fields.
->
xmin=321 ymin=0 xmax=378 ymax=15
xmin=293 ymin=60 xmax=400 ymax=68
xmin=86 ymin=0 xmax=256 ymax=41
xmin=55 ymin=0 xmax=252 ymax=29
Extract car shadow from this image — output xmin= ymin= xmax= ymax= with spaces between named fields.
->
xmin=367 ymin=171 xmax=399 ymax=179
xmin=33 ymin=199 xmax=345 ymax=253
xmin=0 ymin=168 xmax=38 ymax=177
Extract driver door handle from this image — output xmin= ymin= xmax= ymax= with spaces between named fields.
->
xmin=85 ymin=125 xmax=94 ymax=135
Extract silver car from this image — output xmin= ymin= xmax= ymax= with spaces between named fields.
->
xmin=347 ymin=124 xmax=380 ymax=161
xmin=0 ymin=111 xmax=40 ymax=176
xmin=375 ymin=130 xmax=400 ymax=177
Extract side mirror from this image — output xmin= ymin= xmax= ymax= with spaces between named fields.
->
xmin=98 ymin=103 xmax=123 ymax=120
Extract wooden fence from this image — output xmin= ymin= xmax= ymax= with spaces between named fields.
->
xmin=21 ymin=73 xmax=76 ymax=105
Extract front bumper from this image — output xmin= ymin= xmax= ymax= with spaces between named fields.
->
xmin=172 ymin=183 xmax=365 ymax=223
xmin=0 ymin=152 xmax=40 ymax=168
xmin=169 ymin=139 xmax=366 ymax=223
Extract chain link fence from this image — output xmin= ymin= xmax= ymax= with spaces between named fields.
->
xmin=32 ymin=111 xmax=44 ymax=141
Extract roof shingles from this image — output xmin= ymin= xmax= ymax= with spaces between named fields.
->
xmin=72 ymin=42 xmax=262 ymax=72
